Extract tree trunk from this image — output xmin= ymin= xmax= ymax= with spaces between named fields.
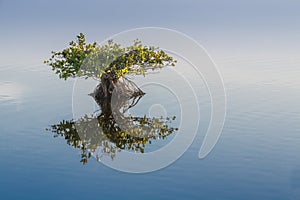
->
xmin=94 ymin=74 xmax=144 ymax=99
xmin=90 ymin=73 xmax=145 ymax=117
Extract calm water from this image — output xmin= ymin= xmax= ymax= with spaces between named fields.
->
xmin=1 ymin=55 xmax=300 ymax=200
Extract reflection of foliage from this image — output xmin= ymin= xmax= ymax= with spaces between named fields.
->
xmin=49 ymin=86 xmax=177 ymax=164
xmin=48 ymin=120 xmax=95 ymax=164
xmin=49 ymin=114 xmax=177 ymax=164
xmin=44 ymin=33 xmax=176 ymax=80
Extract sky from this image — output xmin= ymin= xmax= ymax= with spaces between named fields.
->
xmin=0 ymin=0 xmax=300 ymax=65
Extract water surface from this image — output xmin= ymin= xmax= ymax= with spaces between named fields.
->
xmin=0 ymin=55 xmax=300 ymax=199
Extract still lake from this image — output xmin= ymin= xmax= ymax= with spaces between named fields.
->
xmin=0 ymin=55 xmax=300 ymax=199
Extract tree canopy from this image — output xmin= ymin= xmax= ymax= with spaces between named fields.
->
xmin=44 ymin=33 xmax=176 ymax=80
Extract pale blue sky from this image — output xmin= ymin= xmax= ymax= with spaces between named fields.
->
xmin=0 ymin=0 xmax=300 ymax=65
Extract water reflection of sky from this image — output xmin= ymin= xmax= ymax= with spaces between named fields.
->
xmin=0 ymin=81 xmax=23 ymax=102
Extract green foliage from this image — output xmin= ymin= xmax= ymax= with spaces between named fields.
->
xmin=44 ymin=33 xmax=176 ymax=80
xmin=44 ymin=33 xmax=97 ymax=79
xmin=48 ymin=114 xmax=177 ymax=163
xmin=110 ymin=40 xmax=176 ymax=78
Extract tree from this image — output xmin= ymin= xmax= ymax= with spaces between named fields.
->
xmin=45 ymin=34 xmax=178 ymax=163
xmin=44 ymin=33 xmax=176 ymax=98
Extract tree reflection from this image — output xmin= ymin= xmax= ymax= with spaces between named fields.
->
xmin=48 ymin=87 xmax=178 ymax=164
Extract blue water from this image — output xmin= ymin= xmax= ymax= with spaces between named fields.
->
xmin=1 ymin=56 xmax=300 ymax=200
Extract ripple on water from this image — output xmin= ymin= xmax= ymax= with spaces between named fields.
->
xmin=0 ymin=81 xmax=24 ymax=105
